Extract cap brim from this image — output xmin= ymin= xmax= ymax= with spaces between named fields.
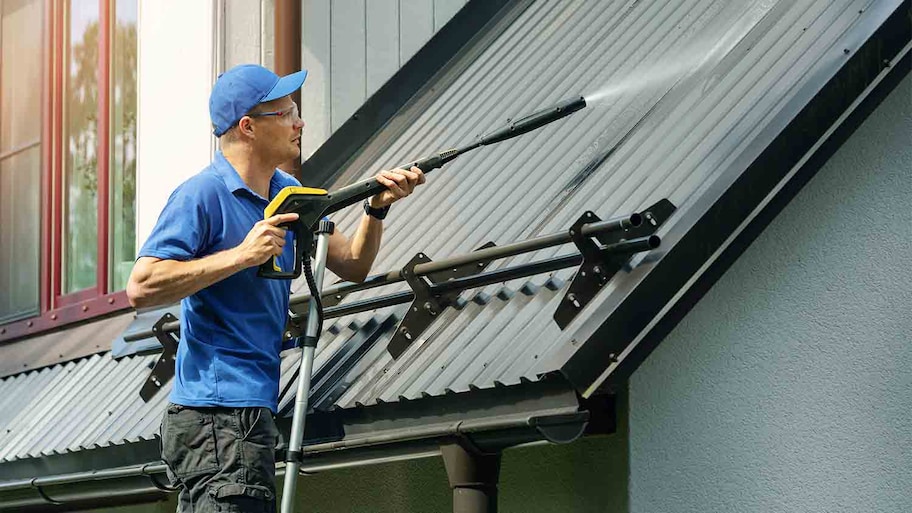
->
xmin=261 ymin=69 xmax=308 ymax=103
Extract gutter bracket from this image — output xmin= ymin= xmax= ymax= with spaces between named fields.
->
xmin=388 ymin=243 xmax=496 ymax=359
xmin=528 ymin=411 xmax=590 ymax=443
xmin=32 ymin=483 xmax=63 ymax=506
xmin=139 ymin=313 xmax=180 ymax=402
xmin=148 ymin=471 xmax=179 ymax=492
xmin=554 ymin=199 xmax=676 ymax=329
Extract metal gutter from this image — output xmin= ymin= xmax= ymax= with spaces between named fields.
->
xmin=298 ymin=408 xmax=587 ymax=452
xmin=0 ymin=406 xmax=586 ymax=510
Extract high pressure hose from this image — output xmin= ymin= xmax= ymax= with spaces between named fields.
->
xmin=300 ymin=256 xmax=323 ymax=346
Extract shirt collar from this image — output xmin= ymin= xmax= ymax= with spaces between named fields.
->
xmin=213 ymin=151 xmax=283 ymax=201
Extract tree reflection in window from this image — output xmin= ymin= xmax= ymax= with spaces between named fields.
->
xmin=63 ymin=0 xmax=137 ymax=294
xmin=64 ymin=2 xmax=99 ymax=293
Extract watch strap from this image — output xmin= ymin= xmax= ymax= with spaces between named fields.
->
xmin=363 ymin=199 xmax=390 ymax=220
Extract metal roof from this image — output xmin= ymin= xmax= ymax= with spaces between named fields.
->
xmin=291 ymin=0 xmax=904 ymax=404
xmin=0 ymin=311 xmax=133 ymax=378
xmin=0 ymin=353 xmax=161 ymax=462
xmin=1 ymin=0 xmax=906 ymax=466
xmin=280 ymin=277 xmax=568 ymax=413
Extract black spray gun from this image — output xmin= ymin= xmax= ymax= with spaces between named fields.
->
xmin=258 ymin=94 xmax=587 ymax=281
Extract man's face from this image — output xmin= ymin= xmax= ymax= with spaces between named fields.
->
xmin=248 ymin=96 xmax=304 ymax=163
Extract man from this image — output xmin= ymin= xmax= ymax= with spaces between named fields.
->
xmin=126 ymin=64 xmax=424 ymax=512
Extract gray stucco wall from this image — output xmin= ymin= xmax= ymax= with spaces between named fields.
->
xmin=628 ymin=75 xmax=912 ymax=513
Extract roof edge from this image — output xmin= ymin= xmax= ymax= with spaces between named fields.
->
xmin=288 ymin=376 xmax=592 ymax=450
xmin=564 ymin=0 xmax=912 ymax=395
xmin=0 ymin=312 xmax=135 ymax=379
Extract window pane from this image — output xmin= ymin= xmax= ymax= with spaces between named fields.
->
xmin=63 ymin=0 xmax=99 ymax=293
xmin=110 ymin=0 xmax=137 ymax=291
xmin=1 ymin=0 xmax=42 ymax=152
xmin=0 ymin=0 xmax=43 ymax=322
xmin=0 ymin=148 xmax=41 ymax=322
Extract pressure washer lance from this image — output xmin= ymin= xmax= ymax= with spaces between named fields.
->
xmin=258 ymin=95 xmax=588 ymax=282
xmin=268 ymin=95 xmax=587 ymax=512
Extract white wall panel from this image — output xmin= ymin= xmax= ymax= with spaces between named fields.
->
xmin=261 ymin=0 xmax=275 ymax=69
xmin=399 ymin=0 xmax=434 ymax=64
xmin=366 ymin=0 xmax=399 ymax=92
xmin=221 ymin=0 xmax=276 ymax=70
xmin=301 ymin=0 xmax=332 ymax=158
xmin=434 ymin=0 xmax=466 ymax=30
xmin=298 ymin=0 xmax=466 ymax=159
xmin=136 ymin=0 xmax=215 ymax=250
xmin=225 ymin=0 xmax=263 ymax=68
xmin=330 ymin=0 xmax=366 ymax=130
xmin=216 ymin=0 xmax=468 ymax=162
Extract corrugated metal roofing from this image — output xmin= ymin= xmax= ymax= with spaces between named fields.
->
xmin=290 ymin=0 xmax=898 ymax=406
xmin=280 ymin=277 xmax=567 ymax=412
xmin=0 ymin=0 xmax=901 ymax=464
xmin=0 ymin=354 xmax=163 ymax=462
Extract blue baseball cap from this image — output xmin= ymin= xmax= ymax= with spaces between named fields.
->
xmin=210 ymin=64 xmax=308 ymax=136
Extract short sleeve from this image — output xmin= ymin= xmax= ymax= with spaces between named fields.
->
xmin=138 ymin=180 xmax=216 ymax=261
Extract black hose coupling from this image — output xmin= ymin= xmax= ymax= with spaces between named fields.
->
xmin=316 ymin=219 xmax=335 ymax=236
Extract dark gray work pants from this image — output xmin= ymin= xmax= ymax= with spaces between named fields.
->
xmin=160 ymin=403 xmax=279 ymax=513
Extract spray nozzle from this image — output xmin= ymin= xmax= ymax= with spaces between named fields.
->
xmin=479 ymin=96 xmax=587 ymax=146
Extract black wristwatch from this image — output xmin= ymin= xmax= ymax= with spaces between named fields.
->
xmin=363 ymin=199 xmax=391 ymax=220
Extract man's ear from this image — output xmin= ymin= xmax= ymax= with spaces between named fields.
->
xmin=238 ymin=116 xmax=255 ymax=138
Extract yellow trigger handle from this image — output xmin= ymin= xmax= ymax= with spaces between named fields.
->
xmin=265 ymin=186 xmax=328 ymax=217
xmin=258 ymin=186 xmax=328 ymax=279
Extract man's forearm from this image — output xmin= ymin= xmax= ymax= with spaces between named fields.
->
xmin=327 ymin=166 xmax=424 ymax=282
xmin=129 ymin=213 xmax=298 ymax=308
xmin=329 ymin=214 xmax=383 ymax=282
xmin=127 ymin=250 xmax=245 ymax=309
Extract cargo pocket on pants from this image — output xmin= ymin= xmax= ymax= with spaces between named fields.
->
xmin=209 ymin=483 xmax=275 ymax=513
xmin=161 ymin=404 xmax=219 ymax=478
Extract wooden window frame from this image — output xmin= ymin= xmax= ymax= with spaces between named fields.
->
xmin=0 ymin=0 xmax=132 ymax=343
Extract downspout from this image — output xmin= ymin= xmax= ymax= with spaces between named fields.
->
xmin=212 ymin=0 xmax=225 ymax=158
xmin=274 ymin=0 xmax=302 ymax=180
xmin=441 ymin=441 xmax=502 ymax=513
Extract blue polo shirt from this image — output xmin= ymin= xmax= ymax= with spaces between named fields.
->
xmin=138 ymin=152 xmax=301 ymax=412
